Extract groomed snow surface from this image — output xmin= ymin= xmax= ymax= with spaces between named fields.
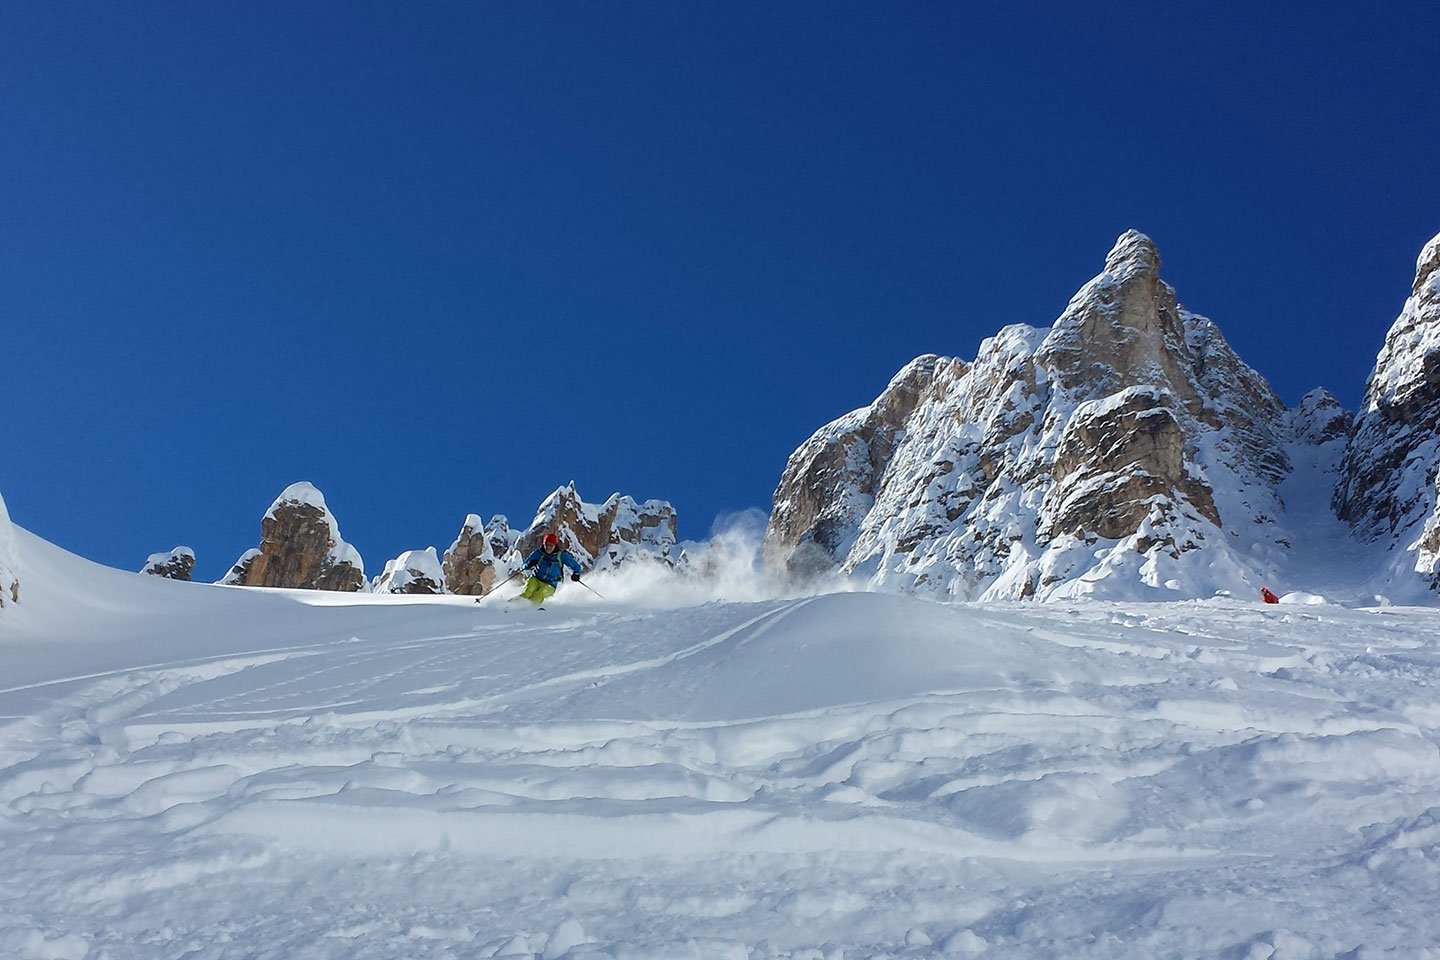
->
xmin=4 ymin=528 xmax=1440 ymax=958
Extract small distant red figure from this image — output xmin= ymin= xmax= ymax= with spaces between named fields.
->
xmin=1260 ymin=586 xmax=1280 ymax=604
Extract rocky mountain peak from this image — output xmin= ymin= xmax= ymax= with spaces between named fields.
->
xmin=220 ymin=482 xmax=366 ymax=591
xmin=1104 ymin=229 xmax=1163 ymax=280
xmin=765 ymin=230 xmax=1300 ymax=600
xmin=1415 ymin=233 xmax=1440 ymax=299
xmin=1038 ymin=231 xmax=1198 ymax=411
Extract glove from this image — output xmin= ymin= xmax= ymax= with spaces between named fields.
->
xmin=571 ymin=573 xmax=581 ymax=582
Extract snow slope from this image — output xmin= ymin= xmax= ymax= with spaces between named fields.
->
xmin=4 ymin=528 xmax=1440 ymax=958
xmin=0 ymin=489 xmax=18 ymax=608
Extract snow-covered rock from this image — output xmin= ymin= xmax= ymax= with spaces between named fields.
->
xmin=1287 ymin=388 xmax=1353 ymax=447
xmin=1334 ymin=232 xmax=1440 ymax=590
xmin=765 ymin=231 xmax=1308 ymax=600
xmin=372 ymin=547 xmax=446 ymax=595
xmin=516 ymin=483 xmax=678 ymax=574
xmin=141 ymin=546 xmax=196 ymax=581
xmin=220 ymin=482 xmax=366 ymax=591
xmin=442 ymin=514 xmax=519 ymax=596
xmin=0 ymin=489 xmax=18 ymax=608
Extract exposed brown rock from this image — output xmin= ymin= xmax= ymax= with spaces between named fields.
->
xmin=1040 ymin=388 xmax=1219 ymax=545
xmin=222 ymin=483 xmax=365 ymax=592
xmin=765 ymin=356 xmax=950 ymax=576
xmin=518 ymin=484 xmax=678 ymax=572
xmin=1039 ymin=232 xmax=1203 ymax=419
xmin=443 ymin=515 xmax=505 ymax=596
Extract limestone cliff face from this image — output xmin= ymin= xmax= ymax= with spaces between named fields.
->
xmin=142 ymin=547 xmax=196 ymax=581
xmin=0 ymin=489 xmax=18 ymax=608
xmin=1038 ymin=386 xmax=1218 ymax=547
xmin=1334 ymin=233 xmax=1440 ymax=586
xmin=765 ymin=356 xmax=948 ymax=577
xmin=220 ymin=482 xmax=365 ymax=591
xmin=765 ymin=231 xmax=1302 ymax=600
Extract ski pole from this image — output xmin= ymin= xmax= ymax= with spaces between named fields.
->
xmin=475 ymin=566 xmax=526 ymax=603
xmin=573 ymin=578 xmax=606 ymax=600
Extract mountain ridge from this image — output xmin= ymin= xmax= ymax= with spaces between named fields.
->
xmin=765 ymin=229 xmax=1440 ymax=602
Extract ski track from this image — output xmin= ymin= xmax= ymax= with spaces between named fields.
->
xmin=4 ymin=595 xmax=1440 ymax=958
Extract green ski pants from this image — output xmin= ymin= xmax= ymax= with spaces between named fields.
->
xmin=514 ymin=577 xmax=556 ymax=605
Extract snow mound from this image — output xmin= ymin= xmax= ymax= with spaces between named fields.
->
xmin=373 ymin=547 xmax=447 ymax=594
xmin=1278 ymin=591 xmax=1329 ymax=605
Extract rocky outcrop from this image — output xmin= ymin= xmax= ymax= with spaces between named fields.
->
xmin=142 ymin=547 xmax=196 ymax=581
xmin=766 ymin=231 xmax=1301 ymax=600
xmin=516 ymin=484 xmax=679 ymax=573
xmin=441 ymin=491 xmax=675 ymax=593
xmin=220 ymin=482 xmax=366 ymax=591
xmin=373 ymin=547 xmax=446 ymax=595
xmin=443 ymin=514 xmax=505 ymax=595
xmin=1038 ymin=386 xmax=1218 ymax=548
xmin=1334 ymin=232 xmax=1440 ymax=586
xmin=1288 ymin=388 xmax=1352 ymax=446
xmin=0 ymin=489 xmax=18 ymax=608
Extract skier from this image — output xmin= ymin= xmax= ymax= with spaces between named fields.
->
xmin=512 ymin=532 xmax=584 ymax=606
xmin=1260 ymin=586 xmax=1280 ymax=604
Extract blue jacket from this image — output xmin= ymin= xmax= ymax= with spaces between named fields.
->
xmin=523 ymin=547 xmax=583 ymax=585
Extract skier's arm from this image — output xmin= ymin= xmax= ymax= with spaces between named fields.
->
xmin=562 ymin=552 xmax=583 ymax=576
xmin=522 ymin=549 xmax=542 ymax=570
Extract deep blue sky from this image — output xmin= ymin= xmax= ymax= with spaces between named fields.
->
xmin=4 ymin=3 xmax=1437 ymax=580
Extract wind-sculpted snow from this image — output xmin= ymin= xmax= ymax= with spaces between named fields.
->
xmin=4 ymin=530 xmax=1440 ymax=957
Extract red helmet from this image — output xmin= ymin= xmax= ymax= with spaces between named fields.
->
xmin=542 ymin=533 xmax=559 ymax=550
